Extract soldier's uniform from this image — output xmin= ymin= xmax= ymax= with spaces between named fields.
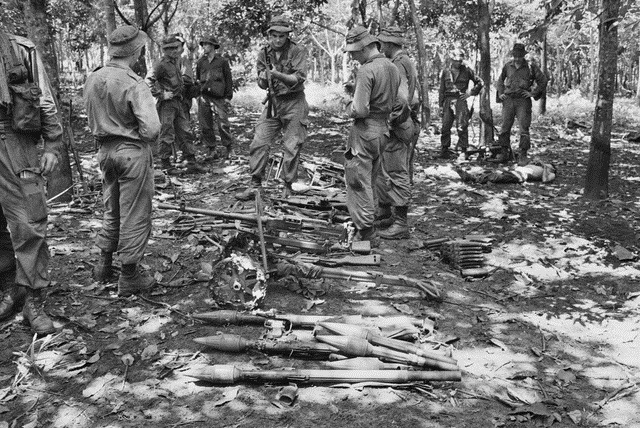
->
xmin=84 ymin=26 xmax=161 ymax=296
xmin=496 ymin=43 xmax=547 ymax=164
xmin=343 ymin=26 xmax=401 ymax=242
xmin=148 ymin=36 xmax=199 ymax=173
xmin=0 ymin=31 xmax=62 ymax=335
xmin=236 ymin=16 xmax=309 ymax=200
xmin=438 ymin=48 xmax=483 ymax=157
xmin=196 ymin=36 xmax=235 ymax=160
xmin=376 ymin=27 xmax=415 ymax=240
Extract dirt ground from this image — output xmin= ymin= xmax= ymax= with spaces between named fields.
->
xmin=1 ymin=96 xmax=639 ymax=428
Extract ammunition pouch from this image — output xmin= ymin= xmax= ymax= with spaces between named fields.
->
xmin=9 ymin=83 xmax=42 ymax=134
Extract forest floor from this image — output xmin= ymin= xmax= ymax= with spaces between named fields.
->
xmin=1 ymin=85 xmax=640 ymax=428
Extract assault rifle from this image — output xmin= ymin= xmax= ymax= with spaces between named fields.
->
xmin=263 ymin=45 xmax=278 ymax=118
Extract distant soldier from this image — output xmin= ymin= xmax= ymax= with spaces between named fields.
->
xmin=84 ymin=26 xmax=161 ymax=297
xmin=196 ymin=35 xmax=235 ymax=160
xmin=377 ymin=26 xmax=415 ymax=240
xmin=496 ymin=43 xmax=547 ymax=165
xmin=149 ymin=35 xmax=204 ymax=174
xmin=235 ymin=15 xmax=309 ymax=200
xmin=343 ymin=26 xmax=401 ymax=244
xmin=0 ymin=30 xmax=62 ymax=335
xmin=438 ymin=48 xmax=483 ymax=159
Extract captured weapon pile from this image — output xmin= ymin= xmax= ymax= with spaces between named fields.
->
xmin=421 ymin=235 xmax=493 ymax=278
xmin=186 ymin=310 xmax=461 ymax=386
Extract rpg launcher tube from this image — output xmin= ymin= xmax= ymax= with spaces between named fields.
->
xmin=315 ymin=335 xmax=449 ymax=369
xmin=325 ymin=357 xmax=411 ymax=370
xmin=194 ymin=334 xmax=339 ymax=359
xmin=186 ymin=364 xmax=462 ymax=385
xmin=191 ymin=310 xmax=266 ymax=326
xmin=318 ymin=322 xmax=458 ymax=367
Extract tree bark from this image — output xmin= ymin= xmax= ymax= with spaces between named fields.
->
xmin=539 ymin=32 xmax=547 ymax=114
xmin=104 ymin=0 xmax=116 ymax=36
xmin=477 ymin=0 xmax=494 ymax=147
xmin=407 ymin=0 xmax=430 ymax=128
xmin=584 ymin=0 xmax=620 ymax=200
xmin=636 ymin=56 xmax=640 ymax=107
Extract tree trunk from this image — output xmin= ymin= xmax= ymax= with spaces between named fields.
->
xmin=407 ymin=0 xmax=430 ymax=128
xmin=104 ymin=0 xmax=116 ymax=36
xmin=636 ymin=56 xmax=640 ymax=107
xmin=584 ymin=0 xmax=620 ymax=200
xmin=477 ymin=0 xmax=494 ymax=147
xmin=132 ymin=0 xmax=150 ymax=77
xmin=539 ymin=33 xmax=547 ymax=114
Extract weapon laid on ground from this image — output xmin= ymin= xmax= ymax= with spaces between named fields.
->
xmin=276 ymin=260 xmax=440 ymax=300
xmin=293 ymin=254 xmax=381 ymax=267
xmin=325 ymin=357 xmax=411 ymax=370
xmin=194 ymin=334 xmax=339 ymax=359
xmin=318 ymin=322 xmax=457 ymax=366
xmin=186 ymin=364 xmax=462 ymax=384
xmin=316 ymin=336 xmax=458 ymax=371
xmin=263 ymin=45 xmax=278 ymax=118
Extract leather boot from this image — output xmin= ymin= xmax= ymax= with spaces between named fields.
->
xmin=379 ymin=206 xmax=409 ymax=240
xmin=92 ymin=251 xmax=114 ymax=283
xmin=118 ymin=264 xmax=156 ymax=297
xmin=494 ymin=146 xmax=510 ymax=164
xmin=160 ymin=158 xmax=182 ymax=176
xmin=184 ymin=156 xmax=208 ymax=174
xmin=516 ymin=149 xmax=529 ymax=166
xmin=0 ymin=270 xmax=26 ymax=321
xmin=354 ymin=227 xmax=380 ymax=248
xmin=281 ymin=182 xmax=293 ymax=199
xmin=373 ymin=204 xmax=394 ymax=229
xmin=222 ymin=147 xmax=236 ymax=160
xmin=22 ymin=288 xmax=55 ymax=335
xmin=235 ymin=177 xmax=262 ymax=201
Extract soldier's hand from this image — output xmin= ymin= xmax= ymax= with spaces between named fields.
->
xmin=40 ymin=152 xmax=58 ymax=176
xmin=459 ymin=92 xmax=470 ymax=100
xmin=162 ymin=90 xmax=174 ymax=100
xmin=521 ymin=90 xmax=533 ymax=98
xmin=499 ymin=94 xmax=507 ymax=101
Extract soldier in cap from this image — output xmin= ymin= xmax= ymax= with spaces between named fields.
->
xmin=84 ymin=25 xmax=161 ymax=297
xmin=376 ymin=26 xmax=418 ymax=240
xmin=148 ymin=35 xmax=204 ymax=174
xmin=343 ymin=25 xmax=403 ymax=244
xmin=495 ymin=43 xmax=547 ymax=165
xmin=438 ymin=47 xmax=483 ymax=159
xmin=0 ymin=29 xmax=63 ymax=335
xmin=196 ymin=35 xmax=235 ymax=160
xmin=235 ymin=15 xmax=309 ymax=200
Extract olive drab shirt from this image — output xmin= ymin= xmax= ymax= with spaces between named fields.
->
xmin=496 ymin=60 xmax=547 ymax=99
xmin=84 ymin=62 xmax=161 ymax=143
xmin=438 ymin=64 xmax=483 ymax=107
xmin=196 ymin=54 xmax=233 ymax=100
xmin=148 ymin=56 xmax=184 ymax=99
xmin=348 ymin=54 xmax=401 ymax=120
xmin=390 ymin=51 xmax=418 ymax=107
xmin=257 ymin=40 xmax=307 ymax=96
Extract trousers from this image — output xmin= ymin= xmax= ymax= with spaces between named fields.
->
xmin=249 ymin=92 xmax=308 ymax=184
xmin=441 ymin=97 xmax=470 ymax=150
xmin=198 ymin=97 xmax=234 ymax=149
xmin=499 ymin=96 xmax=532 ymax=151
xmin=97 ymin=139 xmax=154 ymax=264
xmin=377 ymin=118 xmax=413 ymax=207
xmin=0 ymin=120 xmax=50 ymax=290
xmin=157 ymin=98 xmax=194 ymax=161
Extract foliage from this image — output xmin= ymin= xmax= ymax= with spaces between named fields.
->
xmin=49 ymin=0 xmax=104 ymax=54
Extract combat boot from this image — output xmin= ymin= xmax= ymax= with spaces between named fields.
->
xmin=160 ymin=158 xmax=182 ymax=176
xmin=118 ymin=264 xmax=156 ymax=297
xmin=440 ymin=147 xmax=452 ymax=159
xmin=93 ymin=251 xmax=114 ymax=283
xmin=281 ymin=182 xmax=294 ymax=199
xmin=235 ymin=177 xmax=262 ymax=201
xmin=222 ymin=146 xmax=236 ymax=160
xmin=22 ymin=288 xmax=55 ymax=336
xmin=184 ymin=156 xmax=208 ymax=174
xmin=373 ymin=204 xmax=394 ymax=229
xmin=379 ymin=206 xmax=409 ymax=240
xmin=0 ymin=270 xmax=26 ymax=321
xmin=516 ymin=149 xmax=529 ymax=166
xmin=354 ymin=227 xmax=380 ymax=248
xmin=494 ymin=147 xmax=510 ymax=164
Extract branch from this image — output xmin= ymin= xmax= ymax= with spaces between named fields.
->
xmin=309 ymin=20 xmax=346 ymax=36
xmin=167 ymin=0 xmax=181 ymax=25
xmin=113 ymin=0 xmax=131 ymax=26
xmin=390 ymin=0 xmax=400 ymax=25
xmin=309 ymin=31 xmax=331 ymax=56
xmin=145 ymin=0 xmax=167 ymax=29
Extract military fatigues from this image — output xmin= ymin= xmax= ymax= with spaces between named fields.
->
xmin=149 ymin=55 xmax=194 ymax=162
xmin=0 ymin=35 xmax=62 ymax=292
xmin=496 ymin=60 xmax=547 ymax=153
xmin=249 ymin=40 xmax=309 ymax=185
xmin=196 ymin=53 xmax=234 ymax=152
xmin=346 ymin=54 xmax=400 ymax=231
xmin=84 ymin=62 xmax=161 ymax=264
xmin=438 ymin=65 xmax=482 ymax=152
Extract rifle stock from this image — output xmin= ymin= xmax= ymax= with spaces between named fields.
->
xmin=263 ymin=46 xmax=278 ymax=118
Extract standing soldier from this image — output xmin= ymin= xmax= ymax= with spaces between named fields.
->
xmin=196 ymin=36 xmax=235 ymax=161
xmin=377 ymin=26 xmax=415 ymax=240
xmin=438 ymin=48 xmax=483 ymax=159
xmin=84 ymin=26 xmax=161 ymax=297
xmin=0 ymin=31 xmax=62 ymax=335
xmin=496 ymin=43 xmax=547 ymax=165
xmin=343 ymin=26 xmax=401 ymax=243
xmin=149 ymin=35 xmax=203 ymax=174
xmin=235 ymin=15 xmax=309 ymax=200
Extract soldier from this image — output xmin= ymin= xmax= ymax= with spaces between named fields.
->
xmin=149 ymin=35 xmax=203 ymax=174
xmin=84 ymin=25 xmax=161 ymax=297
xmin=0 ymin=30 xmax=62 ymax=335
xmin=235 ymin=15 xmax=309 ymax=200
xmin=343 ymin=26 xmax=401 ymax=243
xmin=196 ymin=35 xmax=235 ymax=161
xmin=376 ymin=26 xmax=415 ymax=240
xmin=496 ymin=43 xmax=547 ymax=165
xmin=438 ymin=48 xmax=483 ymax=159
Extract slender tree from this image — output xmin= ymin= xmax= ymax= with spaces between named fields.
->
xmin=407 ymin=0 xmax=430 ymax=128
xmin=477 ymin=0 xmax=493 ymax=147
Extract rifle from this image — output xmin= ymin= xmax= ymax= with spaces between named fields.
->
xmin=263 ymin=45 xmax=278 ymax=118
xmin=194 ymin=334 xmax=340 ymax=359
xmin=186 ymin=364 xmax=462 ymax=385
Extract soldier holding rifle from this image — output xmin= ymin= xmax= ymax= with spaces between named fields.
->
xmin=236 ymin=15 xmax=309 ymax=201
